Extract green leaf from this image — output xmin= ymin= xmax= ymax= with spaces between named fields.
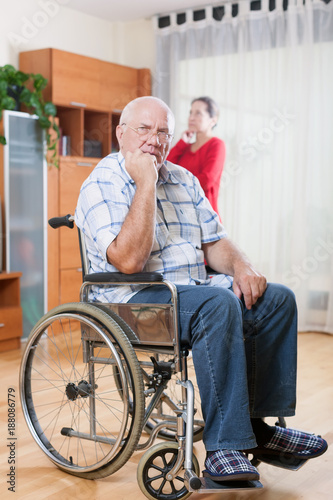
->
xmin=15 ymin=71 xmax=29 ymax=86
xmin=44 ymin=102 xmax=57 ymax=116
xmin=33 ymin=73 xmax=48 ymax=91
xmin=52 ymin=121 xmax=60 ymax=137
xmin=29 ymin=93 xmax=40 ymax=108
xmin=19 ymin=87 xmax=31 ymax=102
xmin=1 ymin=96 xmax=16 ymax=110
xmin=2 ymin=64 xmax=16 ymax=74
xmin=35 ymin=103 xmax=44 ymax=117
xmin=0 ymin=135 xmax=7 ymax=145
xmin=38 ymin=115 xmax=51 ymax=129
xmin=0 ymin=80 xmax=7 ymax=92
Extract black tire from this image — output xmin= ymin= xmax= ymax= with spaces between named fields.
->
xmin=137 ymin=442 xmax=200 ymax=500
xmin=19 ymin=302 xmax=145 ymax=479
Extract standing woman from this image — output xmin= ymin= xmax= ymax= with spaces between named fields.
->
xmin=167 ymin=96 xmax=225 ymax=218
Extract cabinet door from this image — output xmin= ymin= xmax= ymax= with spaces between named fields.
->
xmin=3 ymin=111 xmax=47 ymax=339
xmin=20 ymin=48 xmax=151 ymax=114
xmin=60 ymin=269 xmax=82 ymax=304
xmin=99 ymin=60 xmax=139 ymax=110
xmin=52 ymin=50 xmax=103 ymax=110
xmin=59 ymin=159 xmax=97 ymax=269
xmin=0 ymin=307 xmax=23 ymax=341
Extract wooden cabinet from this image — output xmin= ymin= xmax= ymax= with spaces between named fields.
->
xmin=18 ymin=48 xmax=151 ymax=305
xmin=59 ymin=157 xmax=97 ymax=271
xmin=20 ymin=49 xmax=151 ymax=111
xmin=58 ymin=157 xmax=97 ymax=302
xmin=0 ymin=272 xmax=23 ymax=351
xmin=19 ymin=48 xmax=150 ymax=159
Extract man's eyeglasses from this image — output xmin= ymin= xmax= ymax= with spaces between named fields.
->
xmin=122 ymin=124 xmax=173 ymax=144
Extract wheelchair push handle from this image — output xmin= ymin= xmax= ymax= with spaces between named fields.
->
xmin=48 ymin=214 xmax=74 ymax=229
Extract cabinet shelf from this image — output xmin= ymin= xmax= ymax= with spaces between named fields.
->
xmin=57 ymin=106 xmax=120 ymax=158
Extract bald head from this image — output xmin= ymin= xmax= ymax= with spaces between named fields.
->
xmin=116 ymin=96 xmax=175 ymax=170
xmin=120 ymin=96 xmax=175 ymax=133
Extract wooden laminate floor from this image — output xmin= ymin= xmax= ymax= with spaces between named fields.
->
xmin=0 ymin=332 xmax=332 ymax=500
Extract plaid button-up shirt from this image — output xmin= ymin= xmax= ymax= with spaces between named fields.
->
xmin=75 ymin=151 xmax=232 ymax=303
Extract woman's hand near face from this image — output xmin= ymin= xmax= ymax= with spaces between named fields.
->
xmin=181 ymin=130 xmax=195 ymax=143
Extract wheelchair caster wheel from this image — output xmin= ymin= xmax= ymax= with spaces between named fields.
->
xmin=137 ymin=442 xmax=200 ymax=500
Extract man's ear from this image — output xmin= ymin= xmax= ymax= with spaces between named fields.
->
xmin=116 ymin=124 xmax=123 ymax=146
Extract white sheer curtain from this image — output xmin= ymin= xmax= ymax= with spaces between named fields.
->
xmin=154 ymin=0 xmax=333 ymax=333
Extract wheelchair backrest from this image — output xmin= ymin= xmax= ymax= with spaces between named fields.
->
xmin=77 ymin=225 xmax=90 ymax=279
xmin=77 ymin=226 xmax=180 ymax=349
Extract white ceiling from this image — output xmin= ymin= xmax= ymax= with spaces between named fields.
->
xmin=68 ymin=1 xmax=223 ymax=23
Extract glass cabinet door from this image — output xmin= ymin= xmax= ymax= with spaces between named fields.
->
xmin=4 ymin=111 xmax=47 ymax=338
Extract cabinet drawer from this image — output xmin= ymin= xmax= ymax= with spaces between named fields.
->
xmin=60 ymin=269 xmax=83 ymax=304
xmin=59 ymin=159 xmax=96 ymax=214
xmin=0 ymin=307 xmax=23 ymax=340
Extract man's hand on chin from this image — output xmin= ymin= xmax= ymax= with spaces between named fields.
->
xmin=125 ymin=149 xmax=158 ymax=186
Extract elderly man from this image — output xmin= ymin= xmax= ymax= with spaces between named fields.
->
xmin=75 ymin=96 xmax=327 ymax=482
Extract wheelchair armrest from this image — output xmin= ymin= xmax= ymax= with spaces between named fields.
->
xmin=83 ymin=272 xmax=164 ymax=283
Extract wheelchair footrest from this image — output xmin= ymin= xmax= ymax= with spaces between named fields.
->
xmin=188 ymin=476 xmax=263 ymax=493
xmin=254 ymin=453 xmax=309 ymax=471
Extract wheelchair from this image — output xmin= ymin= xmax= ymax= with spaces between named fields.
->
xmin=20 ymin=214 xmax=297 ymax=499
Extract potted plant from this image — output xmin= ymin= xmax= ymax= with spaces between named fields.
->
xmin=0 ymin=64 xmax=60 ymax=167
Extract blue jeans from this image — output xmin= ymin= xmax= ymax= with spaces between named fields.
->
xmin=129 ymin=283 xmax=297 ymax=451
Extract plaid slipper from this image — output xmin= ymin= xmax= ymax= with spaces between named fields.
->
xmin=247 ymin=426 xmax=328 ymax=460
xmin=264 ymin=426 xmax=327 ymax=458
xmin=203 ymin=449 xmax=260 ymax=482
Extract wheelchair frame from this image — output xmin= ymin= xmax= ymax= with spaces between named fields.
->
xmin=23 ymin=213 xmax=305 ymax=499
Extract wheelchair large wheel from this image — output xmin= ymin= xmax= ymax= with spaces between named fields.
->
xmin=20 ymin=302 xmax=145 ymax=479
xmin=137 ymin=442 xmax=200 ymax=500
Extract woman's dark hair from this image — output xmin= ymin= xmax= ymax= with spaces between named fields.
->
xmin=192 ymin=96 xmax=219 ymax=120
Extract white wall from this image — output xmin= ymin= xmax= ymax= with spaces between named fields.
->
xmin=112 ymin=19 xmax=156 ymax=72
xmin=0 ymin=0 xmax=155 ymax=71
